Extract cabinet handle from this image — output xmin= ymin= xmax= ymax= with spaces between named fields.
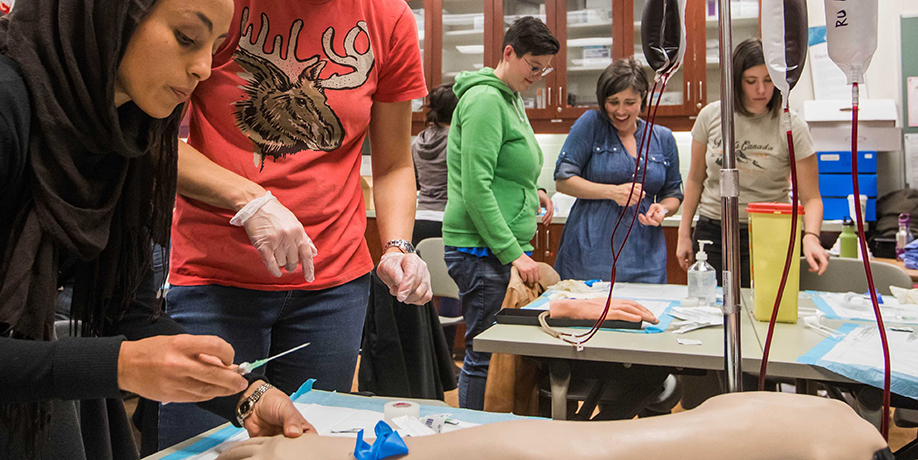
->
xmin=697 ymin=81 xmax=703 ymax=109
xmin=544 ymin=227 xmax=551 ymax=258
xmin=547 ymin=87 xmax=551 ymax=108
xmin=557 ymin=87 xmax=563 ymax=112
xmin=687 ymin=81 xmax=691 ymax=104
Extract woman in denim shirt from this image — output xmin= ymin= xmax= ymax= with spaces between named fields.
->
xmin=554 ymin=58 xmax=683 ymax=283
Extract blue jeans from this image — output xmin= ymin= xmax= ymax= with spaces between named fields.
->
xmin=443 ymin=248 xmax=511 ymax=410
xmin=158 ymin=274 xmax=370 ymax=449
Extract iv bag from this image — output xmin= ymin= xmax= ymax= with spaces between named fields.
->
xmin=641 ymin=0 xmax=686 ymax=77
xmin=761 ymin=0 xmax=808 ymax=107
xmin=823 ymin=0 xmax=877 ymax=84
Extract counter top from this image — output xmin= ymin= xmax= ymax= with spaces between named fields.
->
xmin=366 ymin=210 xmax=844 ymax=232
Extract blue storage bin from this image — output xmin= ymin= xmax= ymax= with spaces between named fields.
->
xmin=818 ymin=174 xmax=878 ymax=197
xmin=817 ymin=151 xmax=877 ymax=173
xmin=823 ymin=197 xmax=877 ymax=221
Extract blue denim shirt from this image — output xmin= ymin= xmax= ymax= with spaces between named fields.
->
xmin=552 ymin=111 xmax=683 ymax=283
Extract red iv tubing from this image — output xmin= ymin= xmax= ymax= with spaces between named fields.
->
xmin=552 ymin=73 xmax=671 ymax=348
xmin=757 ymin=83 xmax=891 ymax=440
xmin=849 ymin=82 xmax=892 ymax=439
xmin=759 ymin=106 xmax=800 ymax=392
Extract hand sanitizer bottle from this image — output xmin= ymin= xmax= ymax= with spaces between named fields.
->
xmin=687 ymin=240 xmax=717 ymax=307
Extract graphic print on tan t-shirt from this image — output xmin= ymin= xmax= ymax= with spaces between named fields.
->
xmin=692 ymin=101 xmax=815 ymax=223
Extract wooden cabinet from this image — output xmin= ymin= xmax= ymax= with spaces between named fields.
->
xmin=530 ymin=222 xmax=565 ymax=265
xmin=410 ymin=0 xmax=762 ymax=135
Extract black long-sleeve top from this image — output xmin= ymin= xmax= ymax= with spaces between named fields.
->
xmin=0 ymin=53 xmax=253 ymax=459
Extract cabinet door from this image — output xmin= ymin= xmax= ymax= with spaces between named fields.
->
xmin=530 ymin=223 xmax=544 ymax=262
xmin=554 ymin=0 xmax=619 ymax=121
xmin=495 ymin=0 xmax=560 ymax=120
xmin=409 ymin=0 xmax=429 ymax=119
xmin=440 ymin=0 xmax=491 ymax=86
xmin=544 ymin=223 xmax=565 ymax=266
xmin=628 ymin=0 xmax=700 ymax=117
xmin=700 ymin=0 xmax=761 ymax=108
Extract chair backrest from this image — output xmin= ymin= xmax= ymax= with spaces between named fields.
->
xmin=799 ymin=257 xmax=913 ymax=295
xmin=416 ymin=237 xmax=460 ymax=299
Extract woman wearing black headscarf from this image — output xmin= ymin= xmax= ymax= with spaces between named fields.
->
xmin=0 ymin=0 xmax=313 ymax=457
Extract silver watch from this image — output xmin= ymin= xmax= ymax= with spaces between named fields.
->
xmin=236 ymin=383 xmax=273 ymax=426
xmin=384 ymin=239 xmax=416 ymax=254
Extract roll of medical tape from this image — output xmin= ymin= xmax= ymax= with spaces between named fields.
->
xmin=383 ymin=401 xmax=420 ymax=425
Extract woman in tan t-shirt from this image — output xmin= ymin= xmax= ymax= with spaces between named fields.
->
xmin=675 ymin=38 xmax=829 ymax=288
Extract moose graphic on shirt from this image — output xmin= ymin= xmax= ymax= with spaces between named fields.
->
xmin=233 ymin=7 xmax=375 ymax=169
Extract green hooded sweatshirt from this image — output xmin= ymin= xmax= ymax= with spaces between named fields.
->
xmin=442 ymin=67 xmax=543 ymax=265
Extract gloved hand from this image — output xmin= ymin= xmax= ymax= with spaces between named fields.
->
xmin=376 ymin=252 xmax=433 ymax=305
xmin=231 ymin=192 xmax=317 ymax=281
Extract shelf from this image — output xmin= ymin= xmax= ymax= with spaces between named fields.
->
xmin=566 ymin=37 xmax=614 ymax=48
xmin=567 ymin=65 xmax=611 ymax=73
xmin=455 ymin=45 xmax=483 ymax=55
xmin=444 ymin=28 xmax=484 ymax=37
xmin=566 ymin=20 xmax=613 ymax=32
xmin=705 ymin=16 xmax=759 ymax=28
xmin=632 ymin=15 xmax=758 ymax=33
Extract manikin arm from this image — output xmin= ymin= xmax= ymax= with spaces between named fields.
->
xmin=216 ymin=392 xmax=887 ymax=460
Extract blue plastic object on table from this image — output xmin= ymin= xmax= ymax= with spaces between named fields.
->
xmin=354 ymin=421 xmax=409 ymax=460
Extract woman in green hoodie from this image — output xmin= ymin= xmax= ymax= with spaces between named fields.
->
xmin=442 ymin=17 xmax=658 ymax=410
xmin=442 ymin=16 xmax=558 ymax=410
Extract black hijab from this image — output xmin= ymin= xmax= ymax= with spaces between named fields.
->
xmin=0 ymin=0 xmax=180 ymax=452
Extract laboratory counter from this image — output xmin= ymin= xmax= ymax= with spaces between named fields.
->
xmin=365 ymin=211 xmax=845 ymax=285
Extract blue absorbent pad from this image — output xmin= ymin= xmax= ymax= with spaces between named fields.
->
xmin=797 ymin=323 xmax=918 ymax=401
xmin=159 ymin=379 xmax=534 ymax=459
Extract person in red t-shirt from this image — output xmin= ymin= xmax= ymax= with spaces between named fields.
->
xmin=160 ymin=0 xmax=432 ymax=447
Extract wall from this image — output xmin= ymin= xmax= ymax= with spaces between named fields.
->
xmin=790 ymin=0 xmax=918 ymax=111
xmin=789 ymin=0 xmax=918 ymax=196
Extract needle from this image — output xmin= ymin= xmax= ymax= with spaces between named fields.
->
xmin=237 ymin=342 xmax=311 ymax=375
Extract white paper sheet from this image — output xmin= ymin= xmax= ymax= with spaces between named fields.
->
xmin=816 ymin=292 xmax=918 ymax=324
xmin=172 ymin=403 xmax=481 ymax=459
xmin=610 ymin=284 xmax=688 ymax=301
xmin=905 ymin=134 xmax=918 ymax=188
xmin=908 ymin=77 xmax=918 ymax=128
xmin=819 ymin=325 xmax=918 ymax=379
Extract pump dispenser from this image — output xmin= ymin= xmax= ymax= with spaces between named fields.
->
xmin=688 ymin=240 xmax=717 ymax=306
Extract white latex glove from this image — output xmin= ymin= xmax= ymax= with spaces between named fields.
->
xmin=233 ymin=193 xmax=317 ymax=281
xmin=376 ymin=252 xmax=433 ymax=305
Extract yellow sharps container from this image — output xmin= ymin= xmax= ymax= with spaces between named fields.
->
xmin=747 ymin=202 xmax=804 ymax=324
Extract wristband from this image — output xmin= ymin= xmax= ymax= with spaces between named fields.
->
xmin=803 ymin=231 xmax=820 ymax=240
xmin=230 ymin=191 xmax=274 ymax=226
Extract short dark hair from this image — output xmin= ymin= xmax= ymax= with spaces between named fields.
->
xmin=425 ymin=84 xmax=458 ymax=127
xmin=596 ymin=58 xmax=651 ymax=120
xmin=502 ymin=16 xmax=559 ymax=58
xmin=733 ymin=38 xmax=782 ymax=117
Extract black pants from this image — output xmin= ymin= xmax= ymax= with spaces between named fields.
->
xmin=692 ymin=216 xmax=751 ymax=288
xmin=412 ymin=219 xmax=443 ymax=247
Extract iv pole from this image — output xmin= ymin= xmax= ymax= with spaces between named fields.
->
xmin=717 ymin=0 xmax=743 ymax=393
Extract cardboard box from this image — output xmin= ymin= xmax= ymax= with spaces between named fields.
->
xmin=803 ymin=99 xmax=901 ymax=152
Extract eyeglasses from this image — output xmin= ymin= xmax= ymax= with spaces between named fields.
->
xmin=522 ymin=56 xmax=553 ymax=77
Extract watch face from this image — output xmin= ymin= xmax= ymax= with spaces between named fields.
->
xmin=239 ymin=400 xmax=252 ymax=414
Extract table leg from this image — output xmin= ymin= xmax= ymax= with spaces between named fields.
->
xmin=549 ymin=359 xmax=572 ymax=420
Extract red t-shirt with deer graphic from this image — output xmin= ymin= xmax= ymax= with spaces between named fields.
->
xmin=169 ymin=0 xmax=427 ymax=291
